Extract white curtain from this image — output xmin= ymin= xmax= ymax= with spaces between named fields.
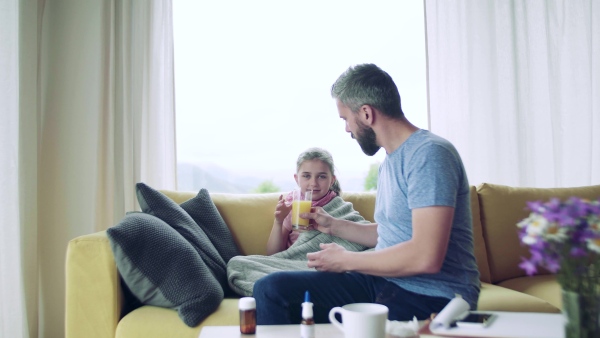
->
xmin=1 ymin=0 xmax=28 ymax=337
xmin=1 ymin=0 xmax=176 ymax=336
xmin=425 ymin=0 xmax=600 ymax=188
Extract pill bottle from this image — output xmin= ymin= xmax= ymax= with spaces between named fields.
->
xmin=239 ymin=297 xmax=256 ymax=334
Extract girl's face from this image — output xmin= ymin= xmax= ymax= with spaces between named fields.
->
xmin=294 ymin=159 xmax=336 ymax=201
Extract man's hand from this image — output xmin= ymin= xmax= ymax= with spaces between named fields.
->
xmin=302 ymin=206 xmax=335 ymax=234
xmin=274 ymin=195 xmax=292 ymax=225
xmin=306 ymin=243 xmax=349 ymax=272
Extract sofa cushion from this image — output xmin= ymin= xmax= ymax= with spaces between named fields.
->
xmin=107 ymin=212 xmax=223 ymax=327
xmin=497 ymin=275 xmax=561 ymax=309
xmin=116 ymin=299 xmax=239 ymax=338
xmin=136 ymin=183 xmax=227 ymax=290
xmin=477 ymin=282 xmax=559 ymax=313
xmin=476 ymin=183 xmax=600 ymax=283
xmin=180 ymin=188 xmax=241 ymax=263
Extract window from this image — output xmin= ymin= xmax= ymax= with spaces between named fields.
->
xmin=173 ymin=0 xmax=427 ymax=193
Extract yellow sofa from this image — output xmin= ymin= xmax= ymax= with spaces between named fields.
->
xmin=65 ymin=183 xmax=600 ymax=338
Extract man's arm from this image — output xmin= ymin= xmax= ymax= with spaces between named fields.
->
xmin=304 ymin=206 xmax=378 ymax=247
xmin=307 ymin=205 xmax=454 ymax=276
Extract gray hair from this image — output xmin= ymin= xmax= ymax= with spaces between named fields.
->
xmin=296 ymin=147 xmax=341 ymax=194
xmin=331 ymin=63 xmax=404 ymax=118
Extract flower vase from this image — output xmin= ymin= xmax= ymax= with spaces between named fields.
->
xmin=562 ymin=289 xmax=600 ymax=338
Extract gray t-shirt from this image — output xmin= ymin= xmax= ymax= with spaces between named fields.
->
xmin=375 ymin=129 xmax=480 ymax=309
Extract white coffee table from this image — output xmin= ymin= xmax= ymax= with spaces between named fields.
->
xmin=199 ymin=324 xmax=343 ymax=338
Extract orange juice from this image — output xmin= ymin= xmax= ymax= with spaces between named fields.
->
xmin=291 ymin=200 xmax=312 ymax=230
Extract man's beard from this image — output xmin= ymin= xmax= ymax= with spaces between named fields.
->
xmin=352 ymin=121 xmax=380 ymax=156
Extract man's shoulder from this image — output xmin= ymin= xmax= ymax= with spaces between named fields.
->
xmin=404 ymin=130 xmax=459 ymax=160
xmin=409 ymin=130 xmax=453 ymax=148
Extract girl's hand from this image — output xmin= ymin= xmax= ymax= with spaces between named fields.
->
xmin=274 ymin=195 xmax=292 ymax=225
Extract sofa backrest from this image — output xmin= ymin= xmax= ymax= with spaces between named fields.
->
xmin=209 ymin=192 xmax=280 ymax=255
xmin=163 ymin=184 xmax=600 ymax=285
xmin=163 ymin=188 xmax=492 ymax=281
xmin=339 ymin=191 xmax=377 ymax=223
xmin=470 ymin=186 xmax=492 ymax=283
xmin=162 ymin=190 xmax=378 ymax=256
xmin=210 ymin=192 xmax=379 ymax=256
xmin=476 ymin=183 xmax=600 ymax=284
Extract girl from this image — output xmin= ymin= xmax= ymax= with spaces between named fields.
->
xmin=266 ymin=147 xmax=343 ymax=255
xmin=227 ymin=147 xmax=371 ymax=296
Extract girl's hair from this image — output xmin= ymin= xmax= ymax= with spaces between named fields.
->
xmin=296 ymin=147 xmax=341 ymax=194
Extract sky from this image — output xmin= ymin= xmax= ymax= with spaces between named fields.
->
xmin=173 ymin=0 xmax=427 ymax=191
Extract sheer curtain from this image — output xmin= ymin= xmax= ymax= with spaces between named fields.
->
xmin=1 ymin=1 xmax=28 ymax=337
xmin=1 ymin=1 xmax=176 ymax=337
xmin=425 ymin=0 xmax=600 ymax=188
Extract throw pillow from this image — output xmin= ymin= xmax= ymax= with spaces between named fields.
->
xmin=135 ymin=182 xmax=227 ymax=290
xmin=180 ymin=188 xmax=241 ymax=263
xmin=107 ymin=212 xmax=223 ymax=327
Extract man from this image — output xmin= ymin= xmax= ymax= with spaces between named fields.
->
xmin=253 ymin=63 xmax=480 ymax=324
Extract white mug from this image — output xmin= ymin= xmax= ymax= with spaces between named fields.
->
xmin=328 ymin=303 xmax=389 ymax=338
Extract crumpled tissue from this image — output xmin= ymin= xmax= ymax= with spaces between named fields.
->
xmin=385 ymin=316 xmax=420 ymax=338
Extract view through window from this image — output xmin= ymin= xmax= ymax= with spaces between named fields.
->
xmin=173 ymin=0 xmax=427 ymax=193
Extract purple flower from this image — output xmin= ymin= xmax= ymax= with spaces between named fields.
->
xmin=546 ymin=198 xmax=562 ymax=213
xmin=530 ymin=239 xmax=547 ymax=252
xmin=568 ymin=197 xmax=590 ymax=218
xmin=570 ymin=247 xmax=588 ymax=258
xmin=555 ymin=210 xmax=576 ymax=227
xmin=519 ymin=257 xmax=538 ymax=276
xmin=526 ymin=201 xmax=545 ymax=213
xmin=588 ymin=201 xmax=600 ymax=215
xmin=543 ymin=256 xmax=561 ymax=273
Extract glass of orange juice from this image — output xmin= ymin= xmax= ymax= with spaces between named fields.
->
xmin=291 ymin=189 xmax=312 ymax=231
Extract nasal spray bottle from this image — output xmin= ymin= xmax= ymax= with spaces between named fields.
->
xmin=300 ymin=290 xmax=315 ymax=338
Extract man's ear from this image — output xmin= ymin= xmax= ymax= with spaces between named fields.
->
xmin=294 ymin=173 xmax=299 ymax=184
xmin=359 ymin=104 xmax=375 ymax=126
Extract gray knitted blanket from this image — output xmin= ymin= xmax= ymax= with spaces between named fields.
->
xmin=226 ymin=196 xmax=373 ymax=296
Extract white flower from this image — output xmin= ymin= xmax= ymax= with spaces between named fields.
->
xmin=519 ymin=213 xmax=567 ymax=245
xmin=586 ymin=214 xmax=600 ymax=253
xmin=522 ymin=234 xmax=538 ymax=245
xmin=543 ymin=222 xmax=568 ymax=242
xmin=587 ymin=238 xmax=600 ymax=254
xmin=517 ymin=214 xmax=536 ymax=229
xmin=522 ymin=213 xmax=550 ymax=236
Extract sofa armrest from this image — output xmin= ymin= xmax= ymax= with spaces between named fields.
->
xmin=66 ymin=230 xmax=122 ymax=338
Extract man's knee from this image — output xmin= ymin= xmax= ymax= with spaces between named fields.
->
xmin=253 ymin=271 xmax=289 ymax=298
xmin=253 ymin=274 xmax=269 ymax=297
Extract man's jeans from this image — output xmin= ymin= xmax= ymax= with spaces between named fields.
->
xmin=253 ymin=271 xmax=451 ymax=324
